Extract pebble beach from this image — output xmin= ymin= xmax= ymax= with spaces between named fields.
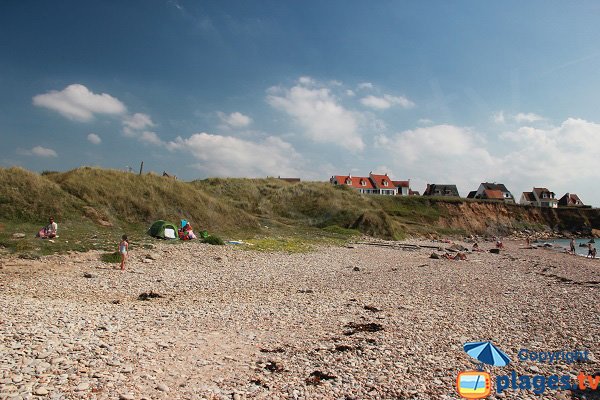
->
xmin=1 ymin=240 xmax=598 ymax=400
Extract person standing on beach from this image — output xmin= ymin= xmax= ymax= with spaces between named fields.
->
xmin=587 ymin=242 xmax=593 ymax=258
xmin=119 ymin=235 xmax=129 ymax=270
xmin=570 ymin=238 xmax=576 ymax=255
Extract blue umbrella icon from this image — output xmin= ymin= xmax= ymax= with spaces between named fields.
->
xmin=463 ymin=341 xmax=511 ymax=367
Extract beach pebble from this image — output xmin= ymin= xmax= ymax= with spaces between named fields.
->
xmin=156 ymin=383 xmax=169 ymax=392
xmin=1 ymin=239 xmax=596 ymax=399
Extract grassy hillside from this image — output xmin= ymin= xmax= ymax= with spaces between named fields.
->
xmin=0 ymin=167 xmax=84 ymax=221
xmin=1 ymin=166 xmax=599 ymax=257
xmin=45 ymin=167 xmax=258 ymax=233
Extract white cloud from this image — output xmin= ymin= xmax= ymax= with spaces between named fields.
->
xmin=346 ymin=89 xmax=355 ymax=97
xmin=492 ymin=110 xmax=544 ymax=124
xmin=418 ymin=118 xmax=434 ymax=125
xmin=19 ymin=146 xmax=58 ymax=158
xmin=374 ymin=118 xmax=600 ymax=205
xmin=121 ymin=113 xmax=161 ymax=145
xmin=514 ymin=112 xmax=544 ymax=123
xmin=167 ymin=132 xmax=302 ymax=177
xmin=375 ymin=124 xmax=496 ymax=194
xmin=298 ymin=76 xmax=315 ymax=86
xmin=492 ymin=111 xmax=505 ymax=124
xmin=33 ymin=84 xmax=126 ymax=122
xmin=218 ymin=111 xmax=252 ymax=128
xmin=360 ymin=94 xmax=415 ymax=110
xmin=139 ymin=131 xmax=164 ymax=146
xmin=357 ymin=82 xmax=374 ymax=90
xmin=87 ymin=133 xmax=101 ymax=145
xmin=267 ymin=78 xmax=364 ymax=151
xmin=123 ymin=113 xmax=154 ymax=133
xmin=500 ymin=118 xmax=600 ymax=188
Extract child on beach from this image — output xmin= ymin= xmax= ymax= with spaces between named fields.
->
xmin=119 ymin=235 xmax=129 ymax=270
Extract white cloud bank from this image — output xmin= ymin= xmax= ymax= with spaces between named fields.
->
xmin=376 ymin=118 xmax=600 ymax=204
xmin=376 ymin=124 xmax=495 ymax=192
xmin=500 ymin=118 xmax=600 ymax=185
xmin=267 ymin=78 xmax=364 ymax=151
xmin=33 ymin=84 xmax=126 ymax=122
xmin=167 ymin=133 xmax=301 ymax=177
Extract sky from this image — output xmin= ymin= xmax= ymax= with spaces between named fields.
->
xmin=2 ymin=1 xmax=600 ymax=205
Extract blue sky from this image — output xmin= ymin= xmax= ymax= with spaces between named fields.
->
xmin=2 ymin=1 xmax=600 ymax=204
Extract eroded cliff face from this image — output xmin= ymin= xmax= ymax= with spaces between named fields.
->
xmin=433 ymin=201 xmax=600 ymax=236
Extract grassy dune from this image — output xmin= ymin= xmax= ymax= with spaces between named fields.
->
xmin=1 ymin=166 xmax=598 ymax=257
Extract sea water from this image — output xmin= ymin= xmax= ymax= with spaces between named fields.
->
xmin=538 ymin=238 xmax=596 ymax=256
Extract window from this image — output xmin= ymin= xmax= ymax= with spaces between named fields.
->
xmin=361 ymin=179 xmax=366 ymax=186
xmin=383 ymin=180 xmax=388 ymax=186
xmin=346 ymin=179 xmax=351 ymax=185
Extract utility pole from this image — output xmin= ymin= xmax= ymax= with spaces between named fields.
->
xmin=139 ymin=161 xmax=144 ymax=175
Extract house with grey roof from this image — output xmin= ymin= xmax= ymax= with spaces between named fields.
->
xmin=558 ymin=193 xmax=585 ymax=207
xmin=470 ymin=182 xmax=515 ymax=203
xmin=423 ymin=184 xmax=460 ymax=197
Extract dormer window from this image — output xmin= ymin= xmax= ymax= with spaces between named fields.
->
xmin=346 ymin=178 xmax=352 ymax=185
xmin=542 ymin=193 xmax=547 ymax=198
xmin=383 ymin=180 xmax=388 ymax=187
xmin=361 ymin=179 xmax=366 ymax=186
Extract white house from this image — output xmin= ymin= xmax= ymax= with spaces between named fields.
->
xmin=330 ymin=172 xmax=411 ymax=195
xmin=520 ymin=187 xmax=558 ymax=208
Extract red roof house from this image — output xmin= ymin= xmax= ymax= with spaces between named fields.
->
xmin=330 ymin=172 xmax=410 ymax=195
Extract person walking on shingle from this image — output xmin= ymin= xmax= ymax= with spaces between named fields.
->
xmin=119 ymin=235 xmax=129 ymax=270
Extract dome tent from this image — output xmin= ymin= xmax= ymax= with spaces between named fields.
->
xmin=148 ymin=220 xmax=178 ymax=239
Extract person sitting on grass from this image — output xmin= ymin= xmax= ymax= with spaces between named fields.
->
xmin=178 ymin=222 xmax=196 ymax=240
xmin=36 ymin=217 xmax=57 ymax=239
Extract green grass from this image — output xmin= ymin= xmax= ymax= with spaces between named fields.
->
xmin=1 ymin=166 xmax=599 ymax=258
xmin=202 ymin=235 xmax=225 ymax=245
xmin=0 ymin=219 xmax=157 ymax=258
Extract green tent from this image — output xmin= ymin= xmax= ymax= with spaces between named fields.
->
xmin=148 ymin=220 xmax=178 ymax=239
